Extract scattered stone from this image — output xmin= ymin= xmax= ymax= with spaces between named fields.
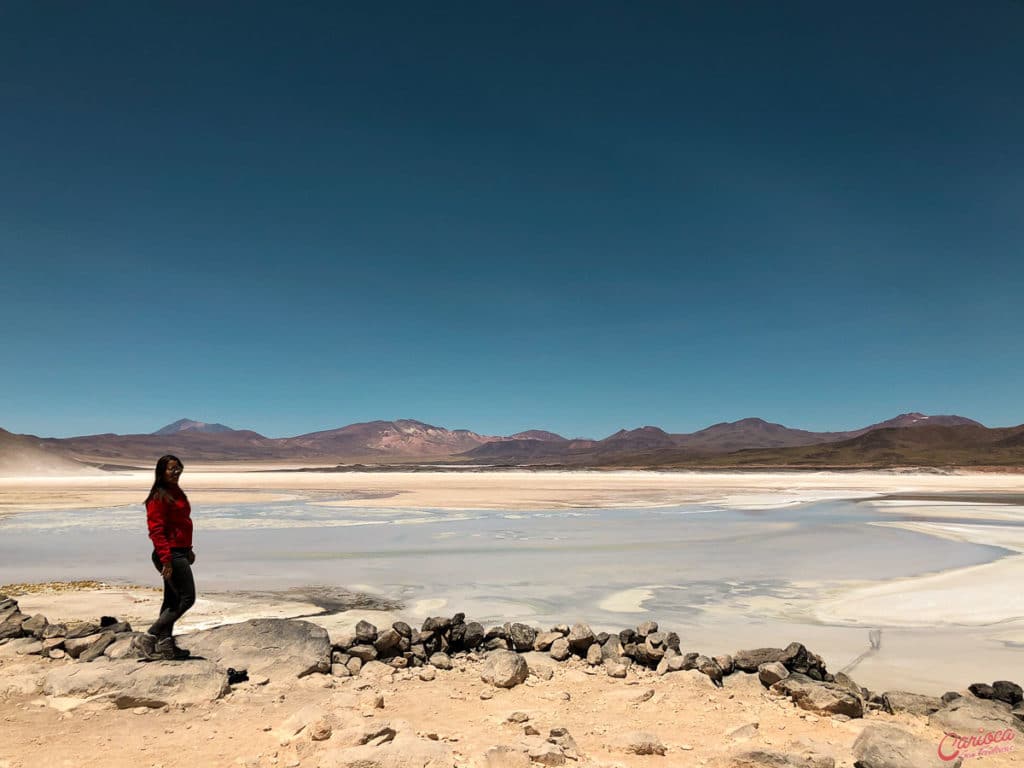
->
xmin=942 ymin=691 xmax=963 ymax=705
xmin=78 ymin=631 xmax=117 ymax=663
xmin=373 ymin=628 xmax=401 ymax=656
xmin=0 ymin=597 xmax=25 ymax=640
xmin=623 ymin=732 xmax=666 ymax=756
xmin=525 ymin=725 xmax=540 ymax=736
xmin=854 ymin=723 xmax=962 ymax=768
xmin=418 ymin=667 xmax=436 ymax=682
xmin=429 ymin=652 xmax=452 ymax=670
xmin=354 ymin=620 xmax=377 ymax=644
xmin=713 ymin=654 xmax=734 ymax=675
xmin=528 ymin=742 xmax=565 ymax=766
xmin=585 ymin=644 xmax=602 ymax=666
xmin=358 ymin=660 xmax=394 ymax=683
xmin=21 ymin=614 xmax=48 ymax=639
xmin=507 ymin=711 xmax=529 ymax=723
xmin=309 ymin=718 xmax=332 ymax=741
xmin=345 ymin=657 xmax=362 ymax=676
xmin=481 ymin=650 xmax=528 ymax=689
xmin=347 ymin=644 xmax=378 ymax=663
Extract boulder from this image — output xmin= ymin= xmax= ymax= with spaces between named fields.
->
xmin=714 ymin=654 xmax=734 ymax=675
xmin=0 ymin=597 xmax=25 ymax=640
xmin=348 ymin=644 xmax=378 ymax=662
xmin=508 ymin=623 xmax=537 ymax=652
xmin=64 ymin=633 xmax=104 ymax=659
xmin=319 ymin=734 xmax=451 ymax=768
xmin=484 ymin=746 xmax=532 ymax=768
xmin=549 ymin=638 xmax=571 ymax=661
xmin=734 ymin=647 xmax=788 ymax=673
xmin=78 ymin=631 xmax=117 ymax=662
xmin=585 ymin=644 xmax=603 ymax=666
xmin=930 ymin=696 xmax=1024 ymax=737
xmin=178 ymin=619 xmax=330 ymax=679
xmin=461 ymin=621 xmax=485 ymax=650
xmin=880 ymin=690 xmax=944 ymax=717
xmin=355 ymin=620 xmax=378 ymax=644
xmin=359 ymin=660 xmax=395 ymax=683
xmin=42 ymin=623 xmax=67 ymax=639
xmin=758 ymin=662 xmax=789 ymax=687
xmin=481 ymin=650 xmax=528 ymax=689
xmin=21 ymin=614 xmax=48 ymax=639
xmin=771 ymin=674 xmax=864 ymax=718
xmin=428 ymin=652 xmax=452 ymax=670
xmin=993 ymin=680 xmax=1023 ymax=706
xmin=43 ymin=658 xmax=228 ymax=708
xmin=534 ymin=632 xmax=562 ymax=652
xmin=969 ymin=683 xmax=995 ymax=699
xmin=853 ymin=723 xmax=962 ymax=768
xmin=374 ymin=628 xmax=402 ymax=656
xmin=566 ymin=623 xmax=595 ymax=654
xmin=64 ymin=621 xmax=100 ymax=639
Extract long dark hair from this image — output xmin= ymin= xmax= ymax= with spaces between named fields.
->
xmin=146 ymin=454 xmax=187 ymax=504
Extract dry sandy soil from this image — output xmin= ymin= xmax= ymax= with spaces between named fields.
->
xmin=3 ymin=635 xmax=1019 ymax=768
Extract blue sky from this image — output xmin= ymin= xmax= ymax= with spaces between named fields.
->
xmin=1 ymin=2 xmax=1022 ymax=439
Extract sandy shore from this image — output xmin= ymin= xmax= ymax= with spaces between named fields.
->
xmin=6 ymin=468 xmax=1024 ymax=514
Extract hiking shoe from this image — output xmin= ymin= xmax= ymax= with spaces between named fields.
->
xmin=154 ymin=637 xmax=190 ymax=661
xmin=135 ymin=633 xmax=158 ymax=659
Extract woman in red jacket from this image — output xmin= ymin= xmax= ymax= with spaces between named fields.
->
xmin=141 ymin=454 xmax=195 ymax=660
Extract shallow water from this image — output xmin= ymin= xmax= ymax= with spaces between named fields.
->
xmin=2 ymin=495 xmax=1022 ymax=693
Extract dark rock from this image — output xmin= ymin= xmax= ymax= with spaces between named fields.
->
xmin=374 ymin=628 xmax=402 ymax=656
xmin=681 ymin=652 xmax=700 ymax=671
xmin=601 ymin=635 xmax=625 ymax=661
xmin=422 ymin=616 xmax=452 ymax=633
xmin=832 ymin=672 xmax=865 ymax=700
xmin=78 ymin=631 xmax=117 ymax=662
xmin=646 ymin=632 xmax=665 ymax=648
xmin=713 ymin=654 xmax=734 ymax=675
xmin=65 ymin=621 xmax=100 ymax=639
xmin=942 ymin=691 xmax=963 ymax=704
xmin=99 ymin=616 xmax=118 ymax=627
xmin=734 ymin=647 xmax=788 ymax=673
xmin=461 ymin=621 xmax=485 ymax=650
xmin=969 ymin=683 xmax=995 ymax=700
xmin=534 ymin=631 xmax=562 ymax=652
xmin=483 ymin=637 xmax=507 ymax=652
xmin=698 ymin=655 xmax=723 ymax=686
xmin=595 ymin=632 xmax=609 ymax=645
xmin=550 ymin=638 xmax=571 ymax=661
xmin=348 ymin=644 xmax=378 ymax=662
xmin=451 ymin=612 xmax=465 ymax=624
xmin=566 ymin=623 xmax=595 ymax=654
xmin=42 ymin=623 xmax=67 ymax=639
xmin=881 ymin=691 xmax=944 ymax=717
xmin=618 ymin=629 xmax=636 ymax=645
xmin=509 ymin=623 xmax=537 ymax=652
xmin=0 ymin=597 xmax=26 ymax=640
xmin=392 ymin=621 xmax=412 ymax=638
xmin=21 ymin=614 xmax=48 ymax=639
xmin=428 ymin=652 xmax=452 ymax=670
xmin=993 ymin=680 xmax=1023 ymax=706
xmin=664 ymin=632 xmax=681 ymax=651
xmin=354 ymin=620 xmax=378 ymax=644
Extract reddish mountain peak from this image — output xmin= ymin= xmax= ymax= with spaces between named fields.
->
xmin=510 ymin=430 xmax=567 ymax=441
xmin=860 ymin=412 xmax=984 ymax=432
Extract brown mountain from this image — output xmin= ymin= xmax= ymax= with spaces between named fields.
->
xmin=153 ymin=419 xmax=237 ymax=435
xmin=278 ymin=419 xmax=495 ymax=459
xmin=509 ymin=430 xmax=568 ymax=441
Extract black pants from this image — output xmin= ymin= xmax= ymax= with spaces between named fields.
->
xmin=147 ymin=548 xmax=196 ymax=639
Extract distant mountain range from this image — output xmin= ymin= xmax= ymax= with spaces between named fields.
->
xmin=1 ymin=413 xmax=1019 ymax=474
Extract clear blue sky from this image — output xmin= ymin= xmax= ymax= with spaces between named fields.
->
xmin=2 ymin=2 xmax=1022 ymax=439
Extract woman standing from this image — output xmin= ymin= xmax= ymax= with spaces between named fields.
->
xmin=141 ymin=454 xmax=196 ymax=660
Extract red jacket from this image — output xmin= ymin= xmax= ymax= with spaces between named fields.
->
xmin=146 ymin=491 xmax=193 ymax=565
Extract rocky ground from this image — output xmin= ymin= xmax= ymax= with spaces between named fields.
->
xmin=1 ymin=593 xmax=1021 ymax=768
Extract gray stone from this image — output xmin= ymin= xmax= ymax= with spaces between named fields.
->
xmin=481 ymin=650 xmax=528 ymax=689
xmin=566 ymin=623 xmax=595 ymax=654
xmin=0 ymin=597 xmax=25 ymax=640
xmin=64 ymin=621 xmax=100 ymax=639
xmin=601 ymin=635 xmax=625 ymax=661
xmin=21 ymin=614 xmax=48 ymax=639
xmin=853 ymin=723 xmax=962 ymax=768
xmin=881 ymin=690 xmax=944 ymax=717
xmin=354 ymin=620 xmax=378 ymax=644
xmin=771 ymin=674 xmax=864 ymax=718
xmin=734 ymin=647 xmax=788 ymax=673
xmin=549 ymin=638 xmax=571 ymax=661
xmin=178 ymin=618 xmax=331 ymax=679
xmin=635 ymin=621 xmax=658 ymax=637
xmin=993 ymin=680 xmax=1023 ymax=706
xmin=930 ymin=696 xmax=1023 ymax=737
xmin=43 ymin=658 xmax=228 ymax=708
xmin=42 ymin=623 xmax=67 ymax=639
xmin=428 ymin=652 xmax=452 ymax=670
xmin=758 ymin=662 xmax=790 ymax=687
xmin=78 ymin=631 xmax=117 ymax=662
xmin=534 ymin=631 xmax=562 ymax=652
xmin=374 ymin=628 xmax=402 ymax=656
xmin=345 ymin=656 xmax=362 ymax=675
xmin=585 ymin=644 xmax=603 ymax=666
xmin=64 ymin=633 xmax=104 ymax=659
xmin=714 ymin=654 xmax=734 ymax=675
xmin=347 ymin=644 xmax=379 ymax=663
xmin=605 ymin=659 xmax=628 ymax=678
